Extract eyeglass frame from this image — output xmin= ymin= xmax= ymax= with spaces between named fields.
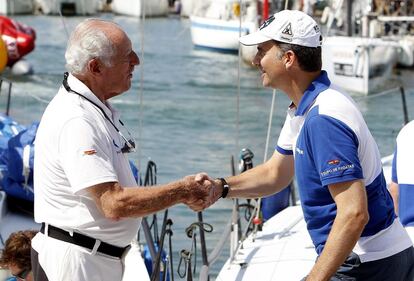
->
xmin=62 ymin=72 xmax=136 ymax=153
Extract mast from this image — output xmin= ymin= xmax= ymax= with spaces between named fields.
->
xmin=347 ymin=0 xmax=352 ymax=36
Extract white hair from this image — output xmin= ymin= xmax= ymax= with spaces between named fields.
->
xmin=65 ymin=19 xmax=116 ymax=75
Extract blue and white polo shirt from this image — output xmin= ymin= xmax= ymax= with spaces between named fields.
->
xmin=276 ymin=71 xmax=412 ymax=262
xmin=392 ymin=120 xmax=414 ymax=227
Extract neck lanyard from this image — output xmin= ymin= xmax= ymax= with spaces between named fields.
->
xmin=62 ymin=72 xmax=135 ymax=153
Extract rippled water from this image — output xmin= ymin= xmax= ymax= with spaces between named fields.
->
xmin=2 ymin=14 xmax=413 ymax=279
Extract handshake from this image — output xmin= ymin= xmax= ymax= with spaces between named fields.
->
xmin=181 ymin=173 xmax=226 ymax=212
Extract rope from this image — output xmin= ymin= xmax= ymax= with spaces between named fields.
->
xmin=178 ymin=222 xmax=213 ymax=280
xmin=252 ymin=89 xmax=277 ymax=238
xmin=58 ymin=7 xmax=69 ymax=39
xmin=150 ymin=217 xmax=173 ymax=281
xmin=177 ymin=249 xmax=193 ymax=280
xmin=236 ymin=0 xmax=242 ymax=154
xmin=166 ymin=226 xmax=174 ymax=281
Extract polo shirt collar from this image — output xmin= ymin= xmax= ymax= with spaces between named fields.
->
xmin=66 ymin=73 xmax=114 ymax=119
xmin=295 ymin=71 xmax=330 ymax=116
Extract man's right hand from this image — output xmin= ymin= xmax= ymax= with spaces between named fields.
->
xmin=182 ymin=173 xmax=220 ymax=212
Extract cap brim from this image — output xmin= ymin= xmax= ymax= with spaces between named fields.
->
xmin=239 ymin=32 xmax=271 ymax=46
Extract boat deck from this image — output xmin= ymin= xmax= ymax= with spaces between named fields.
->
xmin=216 ymin=205 xmax=316 ymax=281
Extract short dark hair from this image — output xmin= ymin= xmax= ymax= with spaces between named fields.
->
xmin=0 ymin=230 xmax=37 ymax=269
xmin=275 ymin=41 xmax=322 ymax=72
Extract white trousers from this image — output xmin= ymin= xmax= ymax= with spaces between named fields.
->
xmin=31 ymin=233 xmax=150 ymax=281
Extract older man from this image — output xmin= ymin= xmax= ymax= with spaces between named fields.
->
xmin=31 ymin=19 xmax=213 ymax=281
xmin=203 ymin=10 xmax=414 ymax=281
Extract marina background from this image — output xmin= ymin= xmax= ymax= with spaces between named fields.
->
xmin=1 ymin=14 xmax=413 ymax=279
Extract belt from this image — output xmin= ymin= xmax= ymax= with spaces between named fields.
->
xmin=40 ymin=223 xmax=130 ymax=259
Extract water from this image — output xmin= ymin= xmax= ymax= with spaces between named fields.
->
xmin=2 ymin=14 xmax=414 ymax=279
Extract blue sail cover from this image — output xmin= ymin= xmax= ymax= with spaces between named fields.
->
xmin=0 ymin=121 xmax=38 ymax=202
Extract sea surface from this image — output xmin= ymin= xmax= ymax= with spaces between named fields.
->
xmin=2 ymin=14 xmax=414 ymax=280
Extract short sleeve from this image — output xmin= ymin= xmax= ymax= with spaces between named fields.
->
xmin=58 ymin=117 xmax=118 ymax=193
xmin=305 ymin=115 xmax=363 ymax=186
xmin=276 ymin=113 xmax=294 ymax=155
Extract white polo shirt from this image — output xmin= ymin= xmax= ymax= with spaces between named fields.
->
xmin=392 ymin=120 xmax=414 ymax=227
xmin=34 ymin=74 xmax=140 ymax=247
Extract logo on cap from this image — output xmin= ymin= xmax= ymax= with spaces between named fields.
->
xmin=282 ymin=23 xmax=293 ymax=36
xmin=280 ymin=22 xmax=293 ymax=41
xmin=259 ymin=15 xmax=275 ymax=30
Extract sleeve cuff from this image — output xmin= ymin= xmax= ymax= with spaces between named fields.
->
xmin=276 ymin=146 xmax=293 ymax=155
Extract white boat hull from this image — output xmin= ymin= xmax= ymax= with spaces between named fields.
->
xmin=181 ymin=0 xmax=197 ymax=17
xmin=34 ymin=0 xmax=99 ymax=15
xmin=111 ymin=0 xmax=168 ymax=17
xmin=398 ymin=36 xmax=414 ymax=67
xmin=0 ymin=0 xmax=33 ymax=14
xmin=322 ymin=36 xmax=399 ymax=95
xmin=216 ymin=205 xmax=316 ymax=281
xmin=190 ymin=15 xmax=256 ymax=52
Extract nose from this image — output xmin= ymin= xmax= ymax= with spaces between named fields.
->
xmin=131 ymin=50 xmax=140 ymax=66
xmin=252 ymin=52 xmax=260 ymax=67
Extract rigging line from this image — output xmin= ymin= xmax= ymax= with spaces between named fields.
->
xmin=252 ymin=89 xmax=277 ymax=239
xmin=137 ymin=1 xmax=146 ymax=174
xmin=353 ymin=87 xmax=401 ymax=101
xmin=26 ymin=90 xmax=51 ymax=104
xmin=236 ymin=0 xmax=242 ymax=155
xmin=229 ymin=0 xmax=243 ymax=264
xmin=57 ymin=2 xmax=69 ymax=39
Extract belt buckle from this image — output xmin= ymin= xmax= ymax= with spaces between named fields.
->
xmin=121 ymin=244 xmax=132 ymax=259
xmin=91 ymin=239 xmax=102 ymax=255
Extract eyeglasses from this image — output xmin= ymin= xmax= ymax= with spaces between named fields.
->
xmin=118 ymin=120 xmax=136 ymax=154
xmin=62 ymin=72 xmax=136 ymax=154
xmin=12 ymin=267 xmax=31 ymax=280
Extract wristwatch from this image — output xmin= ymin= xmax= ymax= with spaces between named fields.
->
xmin=218 ymin=178 xmax=229 ymax=198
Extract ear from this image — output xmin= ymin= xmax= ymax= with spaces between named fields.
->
xmin=284 ymin=50 xmax=295 ymax=70
xmin=87 ymin=58 xmax=101 ymax=76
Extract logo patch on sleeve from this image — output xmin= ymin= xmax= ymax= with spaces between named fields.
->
xmin=328 ymin=159 xmax=340 ymax=165
xmin=83 ymin=149 xmax=97 ymax=155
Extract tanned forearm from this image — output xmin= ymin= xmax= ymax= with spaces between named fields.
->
xmin=306 ymin=207 xmax=367 ymax=280
xmin=306 ymin=180 xmax=369 ymax=281
xmin=225 ymin=151 xmax=294 ymax=199
xmin=89 ymin=177 xmax=209 ymax=219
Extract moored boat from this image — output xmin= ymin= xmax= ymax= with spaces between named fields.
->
xmin=190 ymin=0 xmax=258 ymax=53
xmin=111 ymin=0 xmax=169 ymax=17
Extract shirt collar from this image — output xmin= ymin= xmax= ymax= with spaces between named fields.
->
xmin=295 ymin=70 xmax=330 ymax=116
xmin=66 ymin=73 xmax=114 ymax=120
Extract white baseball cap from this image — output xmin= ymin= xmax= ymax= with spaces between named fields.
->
xmin=239 ymin=10 xmax=322 ymax=48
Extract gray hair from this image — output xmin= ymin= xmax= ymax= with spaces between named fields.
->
xmin=65 ymin=19 xmax=116 ymax=75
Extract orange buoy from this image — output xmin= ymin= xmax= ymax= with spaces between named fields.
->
xmin=0 ymin=38 xmax=8 ymax=72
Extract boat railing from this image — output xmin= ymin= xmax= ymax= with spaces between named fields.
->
xmin=377 ymin=16 xmax=414 ymax=23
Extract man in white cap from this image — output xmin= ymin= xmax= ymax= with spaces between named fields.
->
xmin=201 ymin=10 xmax=414 ymax=280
